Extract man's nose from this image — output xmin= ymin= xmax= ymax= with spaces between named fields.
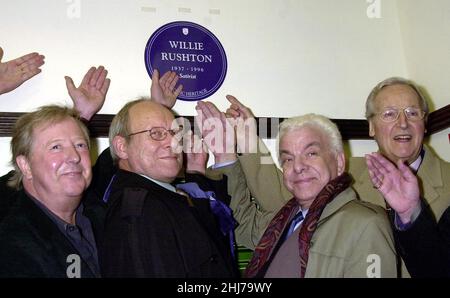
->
xmin=397 ymin=111 xmax=409 ymax=129
xmin=66 ymin=145 xmax=81 ymax=163
xmin=293 ymin=157 xmax=307 ymax=174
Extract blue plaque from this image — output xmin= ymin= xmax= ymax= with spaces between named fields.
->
xmin=145 ymin=21 xmax=227 ymax=101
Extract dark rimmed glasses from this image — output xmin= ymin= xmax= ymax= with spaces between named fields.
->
xmin=127 ymin=125 xmax=184 ymax=141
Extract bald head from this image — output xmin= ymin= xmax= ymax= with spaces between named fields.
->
xmin=109 ymin=98 xmax=183 ymax=182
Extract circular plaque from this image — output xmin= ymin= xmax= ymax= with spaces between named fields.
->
xmin=145 ymin=21 xmax=227 ymax=101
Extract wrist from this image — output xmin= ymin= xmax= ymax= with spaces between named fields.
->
xmin=185 ymin=164 xmax=206 ymax=175
xmin=214 ymin=153 xmax=237 ymax=164
xmin=398 ymin=203 xmax=422 ymax=224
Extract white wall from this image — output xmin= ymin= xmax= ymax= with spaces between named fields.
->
xmin=0 ymin=0 xmax=448 ymax=174
xmin=396 ymin=0 xmax=450 ymax=161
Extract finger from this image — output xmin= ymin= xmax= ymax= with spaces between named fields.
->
xmin=173 ymin=84 xmax=183 ymax=97
xmin=226 ymin=94 xmax=244 ymax=107
xmin=100 ymin=78 xmax=111 ymax=95
xmin=225 ymin=107 xmax=240 ymax=119
xmin=168 ymin=74 xmax=180 ymax=92
xmin=366 ymin=158 xmax=383 ymax=189
xmin=14 ymin=52 xmax=39 ymax=64
xmin=89 ymin=65 xmax=104 ymax=86
xmin=397 ymin=159 xmax=416 ymax=182
xmin=64 ymin=76 xmax=76 ymax=94
xmin=96 ymin=68 xmax=108 ymax=90
xmin=0 ymin=47 xmax=3 ymax=61
xmin=365 ymin=155 xmax=381 ymax=178
xmin=159 ymin=70 xmax=171 ymax=83
xmin=81 ymin=67 xmax=96 ymax=86
xmin=367 ymin=154 xmax=388 ymax=176
xmin=204 ymin=101 xmax=221 ymax=115
xmin=21 ymin=68 xmax=42 ymax=81
xmin=197 ymin=101 xmax=214 ymax=120
xmin=203 ymin=101 xmax=221 ymax=120
xmin=165 ymin=72 xmax=176 ymax=90
xmin=371 ymin=152 xmax=396 ymax=174
xmin=226 ymin=94 xmax=254 ymax=118
xmin=151 ymin=69 xmax=160 ymax=83
xmin=18 ymin=54 xmax=45 ymax=70
xmin=194 ymin=107 xmax=203 ymax=130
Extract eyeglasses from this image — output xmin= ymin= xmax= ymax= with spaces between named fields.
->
xmin=374 ymin=107 xmax=425 ymax=123
xmin=127 ymin=125 xmax=184 ymax=141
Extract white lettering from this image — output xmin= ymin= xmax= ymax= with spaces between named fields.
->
xmin=366 ymin=253 xmax=381 ymax=278
xmin=66 ymin=254 xmax=81 ymax=278
xmin=366 ymin=0 xmax=381 ymax=19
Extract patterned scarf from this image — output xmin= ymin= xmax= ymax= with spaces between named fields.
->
xmin=244 ymin=172 xmax=352 ymax=278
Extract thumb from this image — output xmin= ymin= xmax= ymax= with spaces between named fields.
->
xmin=151 ymin=69 xmax=160 ymax=82
xmin=64 ymin=76 xmax=76 ymax=94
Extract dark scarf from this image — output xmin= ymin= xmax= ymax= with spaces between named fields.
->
xmin=244 ymin=172 xmax=352 ymax=278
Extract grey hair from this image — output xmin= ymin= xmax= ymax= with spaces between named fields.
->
xmin=365 ymin=77 xmax=429 ymax=119
xmin=278 ymin=113 xmax=343 ymax=160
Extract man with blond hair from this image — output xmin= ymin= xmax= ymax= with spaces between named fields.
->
xmin=0 ymin=105 xmax=100 ymax=277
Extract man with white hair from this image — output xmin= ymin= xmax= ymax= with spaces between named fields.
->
xmin=242 ymin=114 xmax=396 ymax=277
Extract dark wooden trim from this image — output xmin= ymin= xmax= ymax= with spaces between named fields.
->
xmin=1 ymin=104 xmax=449 ymax=139
xmin=425 ymin=104 xmax=450 ymax=136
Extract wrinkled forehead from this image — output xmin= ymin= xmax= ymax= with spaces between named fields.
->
xmin=31 ymin=117 xmax=88 ymax=146
xmin=280 ymin=125 xmax=329 ymax=150
xmin=128 ymin=102 xmax=175 ymax=130
xmin=375 ymin=84 xmax=421 ymax=108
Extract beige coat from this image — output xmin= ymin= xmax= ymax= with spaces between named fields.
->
xmin=211 ymin=161 xmax=398 ymax=277
xmin=304 ymin=187 xmax=396 ymax=277
xmin=350 ymin=145 xmax=450 ymax=221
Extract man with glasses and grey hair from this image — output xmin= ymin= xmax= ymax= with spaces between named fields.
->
xmin=98 ymin=99 xmax=237 ymax=278
xmin=350 ymin=77 xmax=450 ymax=223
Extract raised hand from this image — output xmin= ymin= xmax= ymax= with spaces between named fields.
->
xmin=185 ymin=132 xmax=209 ymax=175
xmin=195 ymin=101 xmax=237 ymax=164
xmin=65 ymin=66 xmax=111 ymax=121
xmin=225 ymin=95 xmax=255 ymax=120
xmin=365 ymin=152 xmax=421 ymax=223
xmin=224 ymin=95 xmax=258 ymax=154
xmin=150 ymin=69 xmax=183 ymax=109
xmin=0 ymin=47 xmax=45 ymax=95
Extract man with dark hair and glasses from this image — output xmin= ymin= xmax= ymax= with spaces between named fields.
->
xmin=98 ymin=99 xmax=237 ymax=278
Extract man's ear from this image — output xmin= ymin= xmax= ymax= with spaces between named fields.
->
xmin=368 ymin=119 xmax=375 ymax=137
xmin=16 ymin=155 xmax=32 ymax=179
xmin=336 ymin=152 xmax=346 ymax=176
xmin=112 ymin=135 xmax=129 ymax=160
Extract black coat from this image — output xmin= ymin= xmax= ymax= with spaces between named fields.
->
xmin=0 ymin=171 xmax=17 ymax=221
xmin=99 ymin=169 xmax=237 ymax=278
xmin=0 ymin=190 xmax=100 ymax=278
xmin=395 ymin=203 xmax=450 ymax=277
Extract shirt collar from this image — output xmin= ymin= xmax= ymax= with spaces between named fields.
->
xmin=408 ymin=147 xmax=425 ymax=173
xmin=25 ymin=190 xmax=82 ymax=229
xmin=138 ymin=173 xmax=176 ymax=193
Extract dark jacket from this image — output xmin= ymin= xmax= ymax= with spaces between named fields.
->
xmin=395 ymin=203 xmax=450 ymax=277
xmin=0 ymin=190 xmax=99 ymax=278
xmin=0 ymin=171 xmax=17 ymax=221
xmin=99 ymin=169 xmax=237 ymax=278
